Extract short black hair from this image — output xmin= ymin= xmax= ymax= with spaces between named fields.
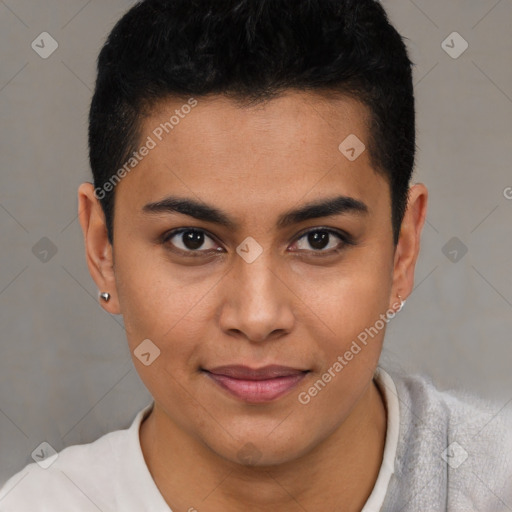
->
xmin=89 ymin=0 xmax=416 ymax=246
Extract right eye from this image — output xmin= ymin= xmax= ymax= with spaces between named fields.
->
xmin=162 ymin=228 xmax=224 ymax=256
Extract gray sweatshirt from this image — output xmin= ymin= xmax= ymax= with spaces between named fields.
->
xmin=378 ymin=366 xmax=512 ymax=511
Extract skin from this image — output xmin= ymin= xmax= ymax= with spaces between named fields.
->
xmin=78 ymin=91 xmax=428 ymax=511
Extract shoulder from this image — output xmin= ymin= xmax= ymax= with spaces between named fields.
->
xmin=386 ymin=368 xmax=512 ymax=509
xmin=394 ymin=369 xmax=512 ymax=449
xmin=0 ymin=419 xmax=134 ymax=511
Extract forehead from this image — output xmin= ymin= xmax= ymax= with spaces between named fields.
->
xmin=146 ymin=91 xmax=370 ymax=161
xmin=115 ymin=91 xmax=388 ymax=219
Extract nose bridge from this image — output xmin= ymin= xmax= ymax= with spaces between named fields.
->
xmin=234 ymin=238 xmax=280 ymax=304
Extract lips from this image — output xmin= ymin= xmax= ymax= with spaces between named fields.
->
xmin=203 ymin=365 xmax=309 ymax=403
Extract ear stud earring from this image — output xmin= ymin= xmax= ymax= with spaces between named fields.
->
xmin=99 ymin=292 xmax=111 ymax=302
xmin=397 ymin=294 xmax=406 ymax=313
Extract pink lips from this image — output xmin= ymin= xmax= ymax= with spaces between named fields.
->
xmin=204 ymin=365 xmax=309 ymax=403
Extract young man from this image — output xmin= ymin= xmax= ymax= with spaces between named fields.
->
xmin=1 ymin=0 xmax=511 ymax=510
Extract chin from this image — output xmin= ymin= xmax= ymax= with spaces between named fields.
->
xmin=208 ymin=431 xmax=317 ymax=469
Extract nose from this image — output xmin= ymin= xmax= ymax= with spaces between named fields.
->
xmin=218 ymin=247 xmax=295 ymax=343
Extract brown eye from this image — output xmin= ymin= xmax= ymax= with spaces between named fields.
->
xmin=163 ymin=228 xmax=222 ymax=255
xmin=290 ymin=228 xmax=353 ymax=255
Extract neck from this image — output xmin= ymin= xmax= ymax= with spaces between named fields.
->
xmin=140 ymin=379 xmax=387 ymax=512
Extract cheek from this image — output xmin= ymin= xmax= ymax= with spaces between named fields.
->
xmin=115 ymin=263 xmax=228 ymax=403
xmin=117 ymin=266 xmax=206 ymax=416
xmin=294 ymin=261 xmax=392 ymax=421
xmin=113 ymin=249 xmax=202 ymax=355
xmin=293 ymin=250 xmax=392 ymax=357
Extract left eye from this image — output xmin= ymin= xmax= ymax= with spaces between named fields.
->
xmin=162 ymin=228 xmax=350 ymax=255
xmin=291 ymin=229 xmax=348 ymax=253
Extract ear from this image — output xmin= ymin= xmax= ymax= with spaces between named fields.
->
xmin=77 ymin=183 xmax=121 ymax=315
xmin=389 ymin=183 xmax=428 ymax=308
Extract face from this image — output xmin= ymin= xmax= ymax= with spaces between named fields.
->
xmin=80 ymin=91 xmax=423 ymax=466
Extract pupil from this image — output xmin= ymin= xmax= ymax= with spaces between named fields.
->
xmin=183 ymin=230 xmax=204 ymax=250
xmin=308 ymin=231 xmax=329 ymax=250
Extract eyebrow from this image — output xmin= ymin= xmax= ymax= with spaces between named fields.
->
xmin=142 ymin=194 xmax=369 ymax=230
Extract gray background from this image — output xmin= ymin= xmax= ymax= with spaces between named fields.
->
xmin=0 ymin=0 xmax=511 ymax=486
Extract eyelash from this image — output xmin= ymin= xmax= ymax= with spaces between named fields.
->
xmin=161 ymin=227 xmax=356 ymax=258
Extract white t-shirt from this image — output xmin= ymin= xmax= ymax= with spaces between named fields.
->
xmin=0 ymin=368 xmax=400 ymax=511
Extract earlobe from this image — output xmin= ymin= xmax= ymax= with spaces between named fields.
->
xmin=390 ymin=183 xmax=429 ymax=306
xmin=77 ymin=183 xmax=121 ymax=315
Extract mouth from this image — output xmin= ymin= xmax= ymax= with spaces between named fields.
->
xmin=202 ymin=365 xmax=310 ymax=403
